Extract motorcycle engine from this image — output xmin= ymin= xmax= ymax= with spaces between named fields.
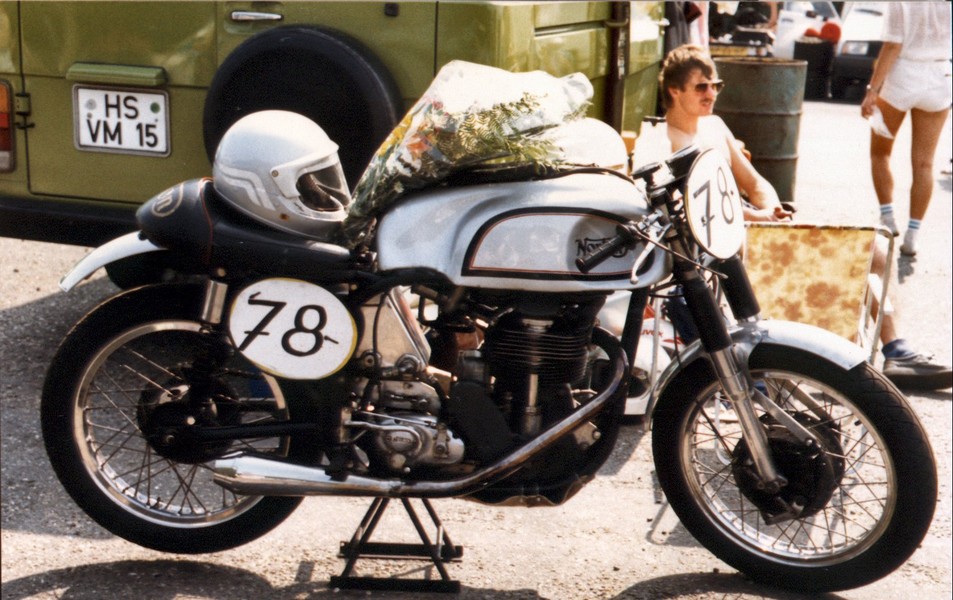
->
xmin=484 ymin=309 xmax=593 ymax=389
xmin=345 ymin=290 xmax=467 ymax=474
xmin=350 ymin=373 xmax=468 ymax=475
xmin=443 ymin=294 xmax=606 ymax=465
xmin=370 ymin=412 xmax=465 ymax=472
xmin=348 ymin=289 xmax=606 ymax=481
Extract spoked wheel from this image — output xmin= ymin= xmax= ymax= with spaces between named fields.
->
xmin=42 ymin=284 xmax=303 ymax=553
xmin=652 ymin=344 xmax=937 ymax=593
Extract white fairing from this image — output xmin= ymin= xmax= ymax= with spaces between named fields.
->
xmin=376 ymin=173 xmax=671 ymax=292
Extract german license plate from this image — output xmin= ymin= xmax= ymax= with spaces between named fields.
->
xmin=73 ymin=86 xmax=170 ymax=156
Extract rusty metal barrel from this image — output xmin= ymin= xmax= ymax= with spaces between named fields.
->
xmin=713 ymin=57 xmax=807 ymax=204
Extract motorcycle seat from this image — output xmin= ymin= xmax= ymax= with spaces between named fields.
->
xmin=136 ymin=178 xmax=353 ymax=279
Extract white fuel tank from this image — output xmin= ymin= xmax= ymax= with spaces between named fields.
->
xmin=375 ymin=173 xmax=671 ymax=292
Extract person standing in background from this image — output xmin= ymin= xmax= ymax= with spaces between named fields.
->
xmin=688 ymin=2 xmax=709 ymax=48
xmin=664 ymin=2 xmax=698 ymax=56
xmin=861 ymin=1 xmax=952 ymax=257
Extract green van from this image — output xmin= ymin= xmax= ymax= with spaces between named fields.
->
xmin=1 ymin=1 xmax=664 ymax=247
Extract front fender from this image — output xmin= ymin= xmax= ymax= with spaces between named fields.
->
xmin=645 ymin=319 xmax=869 ymax=417
xmin=59 ymin=232 xmax=162 ymax=291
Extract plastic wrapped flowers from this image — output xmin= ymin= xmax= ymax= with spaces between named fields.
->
xmin=343 ymin=60 xmax=594 ymax=246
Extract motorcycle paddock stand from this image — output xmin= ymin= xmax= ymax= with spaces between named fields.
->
xmin=329 ymin=497 xmax=464 ymax=593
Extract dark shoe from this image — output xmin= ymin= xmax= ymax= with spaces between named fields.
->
xmin=883 ymin=353 xmax=953 ymax=391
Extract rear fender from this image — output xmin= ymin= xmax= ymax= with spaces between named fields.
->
xmin=59 ymin=232 xmax=161 ymax=291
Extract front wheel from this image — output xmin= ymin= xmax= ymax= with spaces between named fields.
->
xmin=651 ymin=344 xmax=937 ymax=593
xmin=41 ymin=284 xmax=304 ymax=553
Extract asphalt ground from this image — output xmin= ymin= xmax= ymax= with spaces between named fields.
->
xmin=1 ymin=97 xmax=951 ymax=599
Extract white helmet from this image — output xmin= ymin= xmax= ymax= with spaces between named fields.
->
xmin=213 ymin=110 xmax=350 ymax=240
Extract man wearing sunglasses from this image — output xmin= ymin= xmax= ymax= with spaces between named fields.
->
xmin=658 ymin=44 xmax=793 ymax=222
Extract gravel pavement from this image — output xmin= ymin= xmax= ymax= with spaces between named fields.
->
xmin=2 ymin=98 xmax=950 ymax=599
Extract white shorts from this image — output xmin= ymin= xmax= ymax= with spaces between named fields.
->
xmin=880 ymin=57 xmax=953 ymax=113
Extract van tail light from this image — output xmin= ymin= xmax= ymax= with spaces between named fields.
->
xmin=1 ymin=81 xmax=13 ymax=172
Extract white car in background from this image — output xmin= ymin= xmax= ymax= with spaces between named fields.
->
xmin=830 ymin=2 xmax=885 ymax=99
xmin=774 ymin=1 xmax=841 ymax=59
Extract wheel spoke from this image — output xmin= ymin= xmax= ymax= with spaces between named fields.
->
xmin=71 ymin=322 xmax=291 ymax=526
xmin=682 ymin=369 xmax=893 ymax=563
xmin=87 ymin=414 xmax=144 ymax=466
xmin=120 ymin=346 xmax=184 ymax=384
xmin=88 ymin=376 xmax=143 ymax=430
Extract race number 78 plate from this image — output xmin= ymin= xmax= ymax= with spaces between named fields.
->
xmin=684 ymin=149 xmax=745 ymax=259
xmin=73 ymin=86 xmax=170 ymax=156
xmin=229 ymin=279 xmax=358 ymax=380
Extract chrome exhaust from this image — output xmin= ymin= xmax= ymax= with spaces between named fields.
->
xmin=213 ymin=456 xmax=400 ymax=496
xmin=213 ymin=330 xmax=626 ymax=498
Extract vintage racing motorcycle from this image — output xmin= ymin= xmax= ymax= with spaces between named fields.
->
xmin=41 ymin=63 xmax=936 ymax=593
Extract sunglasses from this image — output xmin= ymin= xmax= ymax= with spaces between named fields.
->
xmin=693 ymin=80 xmax=725 ymax=93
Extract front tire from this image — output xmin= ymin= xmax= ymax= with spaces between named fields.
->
xmin=651 ymin=344 xmax=937 ymax=592
xmin=41 ymin=284 xmax=304 ymax=553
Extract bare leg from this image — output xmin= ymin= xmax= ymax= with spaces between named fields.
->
xmin=870 ymin=99 xmax=906 ymax=208
xmin=870 ymin=237 xmax=899 ymax=345
xmin=908 ymin=107 xmax=950 ymax=220
xmin=880 ymin=314 xmax=899 ymax=346
xmin=872 ymin=227 xmax=952 ymax=391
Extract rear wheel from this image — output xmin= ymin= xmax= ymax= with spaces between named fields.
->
xmin=203 ymin=26 xmax=403 ymax=187
xmin=652 ymin=345 xmax=937 ymax=592
xmin=42 ymin=284 xmax=304 ymax=553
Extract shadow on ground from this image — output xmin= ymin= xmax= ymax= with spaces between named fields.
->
xmin=0 ymin=559 xmax=850 ymax=600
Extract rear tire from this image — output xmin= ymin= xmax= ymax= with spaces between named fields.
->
xmin=651 ymin=344 xmax=937 ymax=592
xmin=203 ymin=26 xmax=403 ymax=187
xmin=104 ymin=252 xmax=177 ymax=289
xmin=42 ymin=284 xmax=304 ymax=553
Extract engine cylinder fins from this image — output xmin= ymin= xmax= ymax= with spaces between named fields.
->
xmin=483 ymin=316 xmax=592 ymax=385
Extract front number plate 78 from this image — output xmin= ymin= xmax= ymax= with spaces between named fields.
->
xmin=73 ymin=86 xmax=170 ymax=156
xmin=684 ymin=149 xmax=745 ymax=259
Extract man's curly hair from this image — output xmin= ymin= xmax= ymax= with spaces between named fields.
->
xmin=659 ymin=44 xmax=717 ymax=109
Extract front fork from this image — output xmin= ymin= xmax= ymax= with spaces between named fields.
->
xmin=677 ymin=254 xmax=787 ymax=493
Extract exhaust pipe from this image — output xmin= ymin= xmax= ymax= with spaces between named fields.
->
xmin=213 ymin=329 xmax=626 ymax=498
xmin=213 ymin=456 xmax=400 ymax=496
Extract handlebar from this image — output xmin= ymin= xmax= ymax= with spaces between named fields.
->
xmin=575 ymin=222 xmax=641 ymax=274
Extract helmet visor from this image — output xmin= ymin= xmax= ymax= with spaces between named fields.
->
xmin=297 ymin=164 xmax=350 ymax=211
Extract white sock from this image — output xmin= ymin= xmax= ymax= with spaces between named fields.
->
xmin=879 ymin=209 xmax=898 ymax=235
xmin=902 ymin=228 xmax=918 ymax=254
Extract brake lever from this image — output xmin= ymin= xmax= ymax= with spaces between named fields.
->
xmin=629 ymin=220 xmax=670 ymax=284
xmin=626 ymin=217 xmax=729 ymax=285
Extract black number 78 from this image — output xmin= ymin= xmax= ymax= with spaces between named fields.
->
xmin=237 ymin=292 xmax=337 ymax=356
xmin=692 ymin=166 xmax=735 ymax=248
